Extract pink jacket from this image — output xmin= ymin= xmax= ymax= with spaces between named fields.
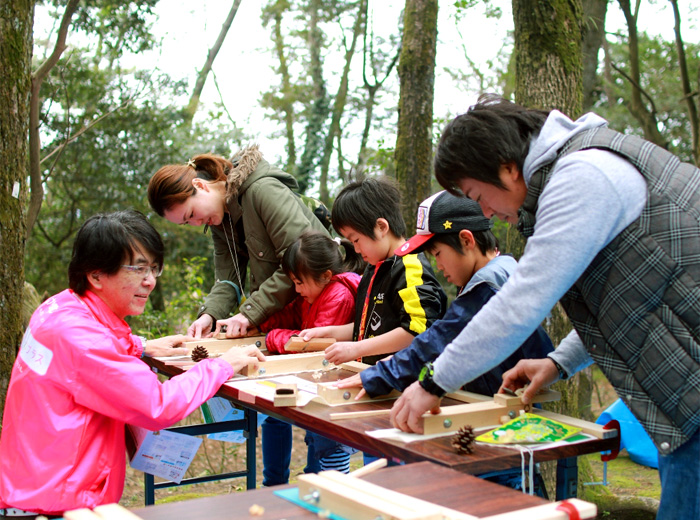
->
xmin=0 ymin=289 xmax=233 ymax=515
xmin=259 ymin=272 xmax=361 ymax=353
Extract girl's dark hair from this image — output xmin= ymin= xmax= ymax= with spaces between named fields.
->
xmin=423 ymin=229 xmax=499 ymax=256
xmin=282 ymin=231 xmax=366 ymax=283
xmin=148 ymin=154 xmax=230 ymax=216
xmin=331 ymin=176 xmax=406 ymax=239
xmin=69 ymin=210 xmax=164 ymax=294
xmin=434 ymin=94 xmax=549 ymax=194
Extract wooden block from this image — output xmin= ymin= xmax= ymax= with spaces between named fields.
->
xmin=492 ymin=389 xmax=561 ymax=407
xmin=339 ymin=360 xmax=371 ymax=373
xmin=63 ymin=509 xmax=102 ymax=520
xmin=93 ymin=503 xmax=144 ymax=520
xmin=316 ymin=382 xmax=401 ymax=405
xmin=422 ymin=401 xmax=523 ymax=435
xmin=536 ymin=409 xmax=618 ymax=440
xmin=330 ymin=409 xmax=391 ymax=421
xmin=299 ymin=471 xmax=476 ymax=520
xmin=273 ymin=383 xmax=298 ymax=407
xmin=482 ymin=498 xmax=596 ymax=520
xmin=444 ymin=390 xmax=491 ymax=403
xmin=284 ymin=336 xmax=336 ymax=352
xmin=183 ymin=335 xmax=266 ymax=354
xmin=240 ymin=352 xmax=331 ymax=378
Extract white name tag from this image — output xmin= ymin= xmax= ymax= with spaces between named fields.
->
xmin=19 ymin=329 xmax=54 ymax=376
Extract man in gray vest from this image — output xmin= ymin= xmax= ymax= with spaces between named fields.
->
xmin=389 ymin=95 xmax=700 ymax=520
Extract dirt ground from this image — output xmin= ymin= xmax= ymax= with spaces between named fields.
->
xmin=120 ymin=369 xmax=661 ymax=518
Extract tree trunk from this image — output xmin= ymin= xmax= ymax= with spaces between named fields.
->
xmin=296 ymin=0 xmax=329 ymax=194
xmin=669 ymin=0 xmax=699 ymax=165
xmin=513 ymin=0 xmax=584 ymax=116
xmin=395 ymin=0 xmax=437 ymax=229
xmin=512 ymin=0 xmax=594 ymax=497
xmin=0 ymin=0 xmax=34 ymax=422
xmin=26 ymin=0 xmax=79 ymax=237
xmin=616 ymin=0 xmax=667 ymax=147
xmin=270 ymin=5 xmax=297 ymax=175
xmin=184 ymin=0 xmax=242 ymax=125
xmin=318 ymin=0 xmax=365 ymax=205
xmin=581 ymin=0 xmax=608 ymax=111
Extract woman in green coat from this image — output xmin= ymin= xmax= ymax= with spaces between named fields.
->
xmin=148 ymin=145 xmax=333 ymax=487
xmin=148 ymin=145 xmax=330 ymax=338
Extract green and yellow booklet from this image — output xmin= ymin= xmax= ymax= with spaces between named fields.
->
xmin=476 ymin=413 xmax=582 ymax=445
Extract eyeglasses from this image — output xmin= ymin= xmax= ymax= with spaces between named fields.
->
xmin=121 ymin=264 xmax=163 ymax=279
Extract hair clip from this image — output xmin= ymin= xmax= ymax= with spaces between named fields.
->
xmin=186 ymin=159 xmax=196 ymax=168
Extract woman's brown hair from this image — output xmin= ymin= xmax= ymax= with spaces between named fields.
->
xmin=148 ymin=154 xmax=231 ymax=216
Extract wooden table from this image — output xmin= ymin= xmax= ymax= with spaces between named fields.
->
xmin=148 ymin=358 xmax=618 ymax=499
xmin=132 ymin=461 xmax=552 ymax=519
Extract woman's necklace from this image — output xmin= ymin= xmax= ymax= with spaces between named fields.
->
xmin=222 ymin=214 xmax=245 ymax=297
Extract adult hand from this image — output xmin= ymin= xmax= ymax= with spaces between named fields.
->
xmin=389 ymin=381 xmax=441 ymax=434
xmin=188 ymin=314 xmax=214 ymax=339
xmin=143 ymin=334 xmax=192 ymax=357
xmin=221 ymin=345 xmax=266 ymax=373
xmin=500 ymin=358 xmax=560 ymax=405
xmin=215 ymin=313 xmax=251 ymax=338
xmin=333 ymin=373 xmax=367 ymax=400
xmin=324 ymin=341 xmax=360 ymax=365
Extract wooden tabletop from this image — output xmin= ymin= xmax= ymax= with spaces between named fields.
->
xmin=132 ymin=461 xmax=549 ymax=519
xmin=149 ymin=358 xmax=618 ymax=476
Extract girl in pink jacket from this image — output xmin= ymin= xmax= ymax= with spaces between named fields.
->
xmin=257 ymin=230 xmax=364 ymax=480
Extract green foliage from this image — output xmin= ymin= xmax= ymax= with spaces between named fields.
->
xmin=129 ymin=256 xmax=209 ymax=338
xmin=26 ymin=3 xmax=246 ymax=304
xmin=597 ymin=32 xmax=700 ymax=162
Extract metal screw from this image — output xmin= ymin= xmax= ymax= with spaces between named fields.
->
xmin=443 ymin=419 xmax=452 ymax=429
xmin=322 ymin=359 xmax=329 ymax=366
xmin=343 ymin=391 xmax=351 ymax=400
xmin=508 ymin=410 xmax=516 ymax=419
xmin=255 ymin=340 xmax=261 ymax=347
xmin=302 ymin=490 xmax=320 ymax=503
xmin=258 ymin=368 xmax=266 ymax=376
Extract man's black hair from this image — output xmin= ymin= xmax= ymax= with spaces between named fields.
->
xmin=68 ymin=210 xmax=164 ymax=294
xmin=434 ymin=94 xmax=549 ymax=195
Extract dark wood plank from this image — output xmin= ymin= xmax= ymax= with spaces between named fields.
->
xmin=147 ymin=357 xmax=618 ymax=476
xmin=132 ymin=462 xmax=548 ymax=519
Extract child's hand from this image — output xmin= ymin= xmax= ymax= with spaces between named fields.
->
xmin=298 ymin=326 xmax=333 ymax=341
xmin=334 ymin=373 xmax=367 ymax=401
xmin=324 ymin=341 xmax=359 ymax=365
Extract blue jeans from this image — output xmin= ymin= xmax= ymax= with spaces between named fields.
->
xmin=657 ymin=428 xmax=700 ymax=520
xmin=261 ymin=416 xmax=292 ymax=486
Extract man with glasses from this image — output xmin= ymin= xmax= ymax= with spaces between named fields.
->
xmin=0 ymin=210 xmax=264 ymax=518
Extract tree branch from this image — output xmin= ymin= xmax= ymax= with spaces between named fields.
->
xmin=27 ymin=0 xmax=80 ymax=238
xmin=184 ymin=0 xmax=242 ymax=124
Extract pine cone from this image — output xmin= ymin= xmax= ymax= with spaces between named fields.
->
xmin=451 ymin=425 xmax=476 ymax=454
xmin=191 ymin=345 xmax=209 ymax=362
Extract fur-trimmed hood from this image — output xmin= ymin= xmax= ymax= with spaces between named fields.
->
xmin=225 ymin=144 xmax=298 ymax=201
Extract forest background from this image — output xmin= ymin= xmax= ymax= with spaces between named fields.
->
xmin=1 ymin=0 xmax=699 ymax=512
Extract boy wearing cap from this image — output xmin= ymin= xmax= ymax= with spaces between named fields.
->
xmin=337 ymin=190 xmax=553 ymax=399
xmin=299 ymin=176 xmax=447 ymax=367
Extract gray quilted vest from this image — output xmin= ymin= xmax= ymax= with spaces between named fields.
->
xmin=518 ymin=126 xmax=700 ymax=454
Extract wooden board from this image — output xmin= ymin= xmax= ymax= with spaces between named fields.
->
xmin=316 ymin=382 xmax=401 ymax=405
xmin=297 ymin=471 xmax=597 ymax=520
xmin=240 ymin=352 xmax=332 ymax=378
xmin=284 ymin=336 xmax=336 ymax=352
xmin=183 ymin=335 xmax=266 ymax=354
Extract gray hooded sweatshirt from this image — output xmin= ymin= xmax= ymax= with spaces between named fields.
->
xmin=433 ymin=110 xmax=648 ymax=392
